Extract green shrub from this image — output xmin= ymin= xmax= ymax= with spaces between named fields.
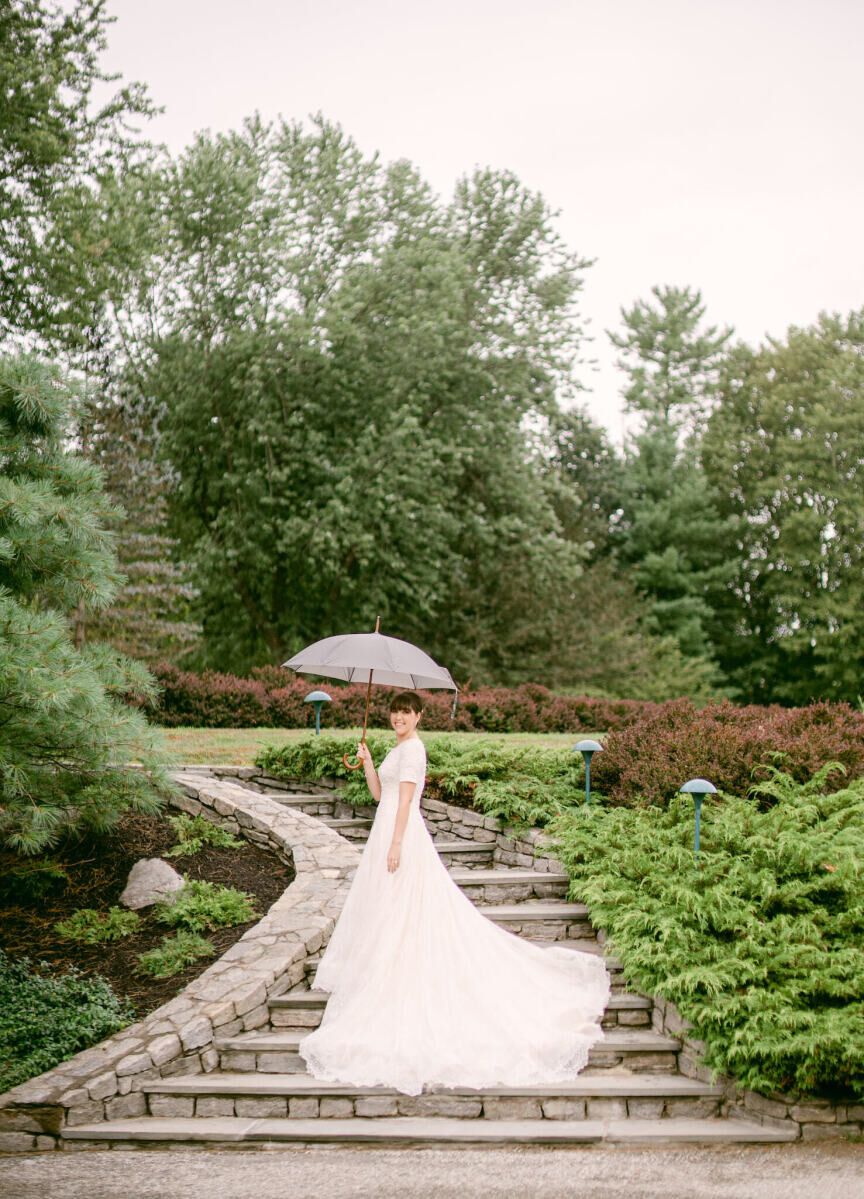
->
xmin=0 ymin=948 xmax=134 ymax=1091
xmin=165 ymin=812 xmax=245 ymax=858
xmin=257 ymin=732 xmax=582 ymax=827
xmin=548 ymin=764 xmax=864 ymax=1100
xmin=54 ymin=906 xmax=142 ymax=944
xmin=0 ymin=859 xmax=69 ymax=903
xmin=153 ymin=877 xmax=260 ymax=933
xmin=135 ymin=931 xmax=216 ymax=978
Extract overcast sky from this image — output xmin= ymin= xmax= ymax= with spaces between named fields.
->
xmin=100 ymin=0 xmax=864 ymax=440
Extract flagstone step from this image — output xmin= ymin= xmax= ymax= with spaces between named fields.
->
xmin=61 ymin=1115 xmax=797 ymax=1147
xmin=433 ymin=840 xmax=496 ymax=857
xmin=448 ymin=868 xmax=569 ymax=900
xmin=141 ymin=1071 xmax=724 ymax=1122
xmin=318 ymin=817 xmax=374 ymax=838
xmin=215 ymin=1029 xmax=681 ymax=1075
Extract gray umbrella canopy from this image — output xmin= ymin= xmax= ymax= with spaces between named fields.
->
xmin=283 ymin=631 xmax=457 ymax=693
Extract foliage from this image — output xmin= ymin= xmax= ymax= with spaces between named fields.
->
xmin=702 ymin=309 xmax=864 ymax=705
xmin=152 ymin=877 xmax=260 ymax=933
xmin=608 ymin=284 xmax=732 ymax=430
xmin=549 ymin=766 xmax=864 ymax=1099
xmin=0 ymin=858 xmax=69 ymax=903
xmin=164 ymin=812 xmax=245 ymax=858
xmin=0 ymin=355 xmax=173 ymax=855
xmin=54 ymin=905 xmax=141 ymax=943
xmin=99 ymin=115 xmax=602 ymax=685
xmin=0 ymin=0 xmax=154 ymax=352
xmin=0 ymin=947 xmax=134 ymax=1091
xmin=591 ymin=698 xmax=864 ymax=807
xmin=148 ymin=664 xmax=658 ymax=732
xmin=135 ymin=930 xmax=215 ymax=979
xmin=257 ymin=731 xmax=584 ymax=828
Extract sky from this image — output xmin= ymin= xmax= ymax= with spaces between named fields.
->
xmin=98 ymin=0 xmax=864 ymax=441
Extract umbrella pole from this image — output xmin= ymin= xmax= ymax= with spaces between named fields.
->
xmin=343 ymin=617 xmax=379 ymax=770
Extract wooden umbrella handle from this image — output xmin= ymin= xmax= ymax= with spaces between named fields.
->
xmin=342 ymin=668 xmax=374 ymax=772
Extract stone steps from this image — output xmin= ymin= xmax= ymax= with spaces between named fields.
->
xmin=448 ymin=868 xmax=569 ymax=901
xmin=433 ymin=840 xmax=495 ymax=862
xmin=216 ymin=1029 xmax=683 ymax=1075
xmin=269 ymin=988 xmax=652 ymax=1031
xmin=62 ymin=1115 xmax=797 ymax=1147
xmin=140 ymin=1071 xmax=725 ymax=1123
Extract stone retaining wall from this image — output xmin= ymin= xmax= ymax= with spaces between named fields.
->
xmin=0 ymin=771 xmax=361 ymax=1154
xmin=650 ymin=996 xmax=863 ymax=1142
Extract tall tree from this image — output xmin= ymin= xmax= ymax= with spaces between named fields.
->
xmin=702 ymin=310 xmax=864 ymax=704
xmin=0 ymin=354 xmax=168 ymax=855
xmin=0 ymin=0 xmax=154 ymax=355
xmin=605 ymin=287 xmax=739 ymax=676
xmin=104 ymin=117 xmax=602 ymax=685
xmin=609 ymin=284 xmax=731 ymax=430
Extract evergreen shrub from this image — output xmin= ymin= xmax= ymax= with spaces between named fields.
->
xmin=591 ymin=698 xmax=864 ymax=807
xmin=549 ymin=765 xmax=864 ymax=1099
xmin=0 ymin=949 xmax=134 ymax=1091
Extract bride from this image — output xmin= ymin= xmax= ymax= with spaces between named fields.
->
xmin=297 ymin=691 xmax=611 ymax=1097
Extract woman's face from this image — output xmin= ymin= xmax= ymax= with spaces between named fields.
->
xmin=390 ymin=706 xmax=421 ymax=736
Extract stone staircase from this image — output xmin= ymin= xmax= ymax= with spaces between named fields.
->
xmin=63 ymin=782 xmax=797 ymax=1149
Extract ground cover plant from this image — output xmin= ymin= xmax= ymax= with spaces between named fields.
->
xmin=0 ymin=949 xmax=135 ymax=1093
xmin=548 ymin=764 xmax=864 ymax=1100
xmin=590 ymin=699 xmax=864 ymax=807
xmin=257 ymin=732 xmax=584 ymax=827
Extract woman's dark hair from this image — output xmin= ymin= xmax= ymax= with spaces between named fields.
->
xmin=389 ymin=690 xmax=423 ymax=715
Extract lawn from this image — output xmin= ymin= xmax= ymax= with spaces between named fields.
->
xmin=160 ymin=726 xmax=580 ymax=765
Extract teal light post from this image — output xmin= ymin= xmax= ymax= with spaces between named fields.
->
xmin=304 ymin=690 xmax=332 ymax=735
xmin=573 ymin=740 xmax=603 ymax=805
xmin=679 ymin=778 xmax=717 ymax=861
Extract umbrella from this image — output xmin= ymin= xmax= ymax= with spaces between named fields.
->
xmin=283 ymin=618 xmax=457 ymax=769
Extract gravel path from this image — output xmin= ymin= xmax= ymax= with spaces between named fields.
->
xmin=1 ymin=1143 xmax=863 ymax=1199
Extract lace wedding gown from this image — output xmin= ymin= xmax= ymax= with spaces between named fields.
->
xmin=298 ymin=736 xmax=611 ymax=1096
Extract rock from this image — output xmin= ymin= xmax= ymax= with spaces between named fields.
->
xmin=119 ymin=858 xmax=185 ymax=909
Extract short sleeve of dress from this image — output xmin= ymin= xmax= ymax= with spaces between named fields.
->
xmin=398 ymin=738 xmax=426 ymax=786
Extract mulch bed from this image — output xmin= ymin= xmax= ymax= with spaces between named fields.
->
xmin=0 ymin=807 xmax=295 ymax=1019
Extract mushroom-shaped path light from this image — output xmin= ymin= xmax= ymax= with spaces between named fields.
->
xmin=573 ymin=739 xmax=603 ymax=806
xmin=303 ymin=690 xmax=332 ymax=735
xmin=679 ymin=778 xmax=717 ymax=862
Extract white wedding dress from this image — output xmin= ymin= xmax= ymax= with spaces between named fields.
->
xmin=298 ymin=736 xmax=611 ymax=1096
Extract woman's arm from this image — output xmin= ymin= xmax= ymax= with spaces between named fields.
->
xmin=387 ymin=782 xmax=415 ymax=872
xmin=357 ymin=742 xmax=381 ymax=802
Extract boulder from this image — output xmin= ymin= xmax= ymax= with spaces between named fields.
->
xmin=119 ymin=858 xmax=185 ymax=909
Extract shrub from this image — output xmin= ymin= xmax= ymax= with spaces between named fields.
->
xmin=548 ymin=765 xmax=864 ymax=1100
xmin=152 ymin=878 xmax=260 ymax=933
xmin=0 ymin=948 xmax=135 ymax=1091
xmin=0 ymin=859 xmax=69 ymax=903
xmin=54 ymin=906 xmax=142 ymax=944
xmin=257 ymin=732 xmax=583 ymax=828
xmin=145 ymin=663 xmax=653 ymax=734
xmin=136 ymin=931 xmax=216 ymax=978
xmin=590 ymin=698 xmax=864 ymax=807
xmin=165 ymin=813 xmax=245 ymax=858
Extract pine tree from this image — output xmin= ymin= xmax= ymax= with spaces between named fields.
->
xmin=0 ymin=354 xmax=169 ymax=855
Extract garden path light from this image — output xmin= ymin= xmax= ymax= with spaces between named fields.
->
xmin=303 ymin=690 xmax=332 ymax=735
xmin=573 ymin=739 xmax=603 ymax=805
xmin=679 ymin=777 xmax=717 ymax=862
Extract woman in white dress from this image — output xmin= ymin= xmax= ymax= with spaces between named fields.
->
xmin=298 ymin=691 xmax=610 ymax=1097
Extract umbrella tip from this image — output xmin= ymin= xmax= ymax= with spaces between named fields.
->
xmin=375 ymin=615 xmax=381 ymax=633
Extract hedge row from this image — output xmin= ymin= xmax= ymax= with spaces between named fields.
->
xmin=144 ymin=664 xmax=652 ymax=734
xmin=591 ymin=698 xmax=864 ymax=806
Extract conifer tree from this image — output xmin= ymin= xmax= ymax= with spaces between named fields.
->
xmin=0 ymin=354 xmax=169 ymax=855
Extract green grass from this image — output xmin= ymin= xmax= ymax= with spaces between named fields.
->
xmin=159 ymin=726 xmax=581 ymax=765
